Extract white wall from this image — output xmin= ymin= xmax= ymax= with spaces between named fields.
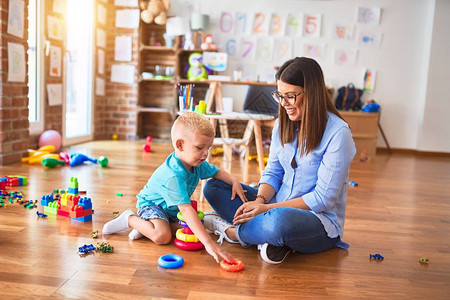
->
xmin=418 ymin=0 xmax=450 ymax=152
xmin=169 ymin=0 xmax=450 ymax=153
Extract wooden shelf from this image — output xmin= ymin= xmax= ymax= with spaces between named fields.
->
xmin=140 ymin=45 xmax=178 ymax=52
xmin=138 ymin=77 xmax=175 ymax=83
xmin=137 ymin=106 xmax=173 ymax=113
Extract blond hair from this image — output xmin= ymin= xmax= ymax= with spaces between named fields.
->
xmin=171 ymin=111 xmax=215 ymax=144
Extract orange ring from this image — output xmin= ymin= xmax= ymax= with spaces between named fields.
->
xmin=220 ymin=259 xmax=245 ymax=272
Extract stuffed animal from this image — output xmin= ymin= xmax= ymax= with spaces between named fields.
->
xmin=187 ymin=52 xmax=208 ymax=81
xmin=184 ymin=31 xmax=194 ymax=50
xmin=140 ymin=0 xmax=170 ymax=25
xmin=200 ymin=34 xmax=217 ymax=51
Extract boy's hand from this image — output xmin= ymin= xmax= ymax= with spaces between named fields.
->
xmin=178 ymin=204 xmax=235 ymax=263
xmin=204 ymin=241 xmax=235 ymax=263
xmin=231 ymin=179 xmax=248 ymax=203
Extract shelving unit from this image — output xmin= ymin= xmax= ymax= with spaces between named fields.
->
xmin=137 ymin=21 xmax=176 ymax=139
xmin=137 ymin=19 xmax=214 ymax=139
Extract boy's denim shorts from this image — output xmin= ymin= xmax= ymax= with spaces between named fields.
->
xmin=137 ymin=205 xmax=178 ymax=223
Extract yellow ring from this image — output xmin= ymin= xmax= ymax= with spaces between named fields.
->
xmin=177 ymin=211 xmax=204 ymax=222
xmin=176 ymin=228 xmax=199 ymax=242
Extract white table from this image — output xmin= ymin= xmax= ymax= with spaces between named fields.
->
xmin=205 ymin=112 xmax=275 ymax=182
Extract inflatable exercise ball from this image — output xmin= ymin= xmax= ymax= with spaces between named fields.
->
xmin=38 ymin=130 xmax=62 ymax=151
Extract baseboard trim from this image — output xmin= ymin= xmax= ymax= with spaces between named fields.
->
xmin=377 ymin=147 xmax=450 ymax=157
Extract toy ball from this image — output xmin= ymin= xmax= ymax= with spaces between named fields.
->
xmin=112 ymin=134 xmax=118 ymax=140
xmin=143 ymin=144 xmax=151 ymax=153
xmin=146 ymin=136 xmax=152 ymax=143
xmin=38 ymin=130 xmax=62 ymax=151
xmin=98 ymin=156 xmax=109 ymax=167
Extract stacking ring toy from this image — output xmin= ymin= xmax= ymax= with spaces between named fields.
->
xmin=176 ymin=228 xmax=199 ymax=242
xmin=174 ymin=238 xmax=204 ymax=250
xmin=178 ymin=220 xmax=203 ymax=228
xmin=177 ymin=211 xmax=204 ymax=222
xmin=158 ymin=254 xmax=184 ymax=269
xmin=220 ymin=259 xmax=245 ymax=272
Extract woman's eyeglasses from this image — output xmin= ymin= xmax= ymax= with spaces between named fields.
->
xmin=271 ymin=91 xmax=304 ymax=105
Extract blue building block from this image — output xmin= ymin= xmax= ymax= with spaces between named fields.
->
xmin=41 ymin=194 xmax=54 ymax=206
xmin=68 ymin=187 xmax=79 ymax=195
xmin=72 ymin=215 xmax=92 ymax=222
xmin=78 ymin=197 xmax=92 ymax=210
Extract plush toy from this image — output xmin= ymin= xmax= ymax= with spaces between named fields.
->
xmin=187 ymin=52 xmax=208 ymax=81
xmin=184 ymin=31 xmax=194 ymax=50
xmin=140 ymin=0 xmax=170 ymax=25
xmin=200 ymin=34 xmax=217 ymax=51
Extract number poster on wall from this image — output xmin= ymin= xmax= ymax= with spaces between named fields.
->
xmin=217 ymin=11 xmax=323 ymax=64
xmin=212 ymin=6 xmax=382 ymax=81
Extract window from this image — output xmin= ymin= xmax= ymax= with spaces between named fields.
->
xmin=63 ymin=0 xmax=94 ymax=143
xmin=27 ymin=0 xmax=44 ymax=134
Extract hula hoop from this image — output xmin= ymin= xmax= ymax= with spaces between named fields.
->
xmin=174 ymin=238 xmax=204 ymax=250
xmin=177 ymin=211 xmax=204 ymax=221
xmin=176 ymin=228 xmax=199 ymax=242
xmin=220 ymin=259 xmax=245 ymax=272
xmin=158 ymin=254 xmax=184 ymax=269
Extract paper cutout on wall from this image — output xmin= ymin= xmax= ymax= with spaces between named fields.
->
xmin=357 ymin=7 xmax=381 ymax=25
xmin=46 ymin=84 xmax=63 ymax=106
xmin=7 ymin=0 xmax=24 ymax=38
xmin=47 ymin=16 xmax=64 ymax=40
xmin=273 ymin=37 xmax=292 ymax=63
xmin=95 ymin=77 xmax=105 ymax=96
xmin=98 ymin=49 xmax=105 ymax=74
xmin=111 ymin=64 xmax=135 ymax=84
xmin=303 ymin=14 xmax=321 ymax=37
xmin=269 ymin=13 xmax=286 ymax=36
xmin=256 ymin=37 xmax=274 ymax=61
xmin=7 ymin=42 xmax=26 ymax=82
xmin=114 ymin=35 xmax=132 ymax=62
xmin=334 ymin=49 xmax=358 ymax=66
xmin=331 ymin=24 xmax=354 ymax=40
xmin=114 ymin=0 xmax=138 ymax=6
xmin=53 ymin=0 xmax=65 ymax=14
xmin=359 ymin=32 xmax=382 ymax=49
xmin=97 ymin=4 xmax=107 ymax=25
xmin=363 ymin=69 xmax=376 ymax=92
xmin=253 ymin=12 xmax=270 ymax=35
xmin=116 ymin=9 xmax=139 ymax=28
xmin=239 ymin=37 xmax=257 ymax=60
xmin=97 ymin=29 xmax=106 ymax=48
xmin=285 ymin=13 xmax=302 ymax=36
xmin=303 ymin=44 xmax=326 ymax=60
xmin=49 ymin=46 xmax=61 ymax=77
xmin=203 ymin=52 xmax=227 ymax=71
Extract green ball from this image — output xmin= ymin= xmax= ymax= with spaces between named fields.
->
xmin=98 ymin=156 xmax=108 ymax=167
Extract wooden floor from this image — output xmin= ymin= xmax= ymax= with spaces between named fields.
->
xmin=1 ymin=140 xmax=449 ymax=299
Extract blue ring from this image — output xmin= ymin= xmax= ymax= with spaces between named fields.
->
xmin=158 ymin=254 xmax=184 ymax=269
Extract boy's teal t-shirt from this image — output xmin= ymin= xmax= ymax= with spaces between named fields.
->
xmin=136 ymin=152 xmax=219 ymax=217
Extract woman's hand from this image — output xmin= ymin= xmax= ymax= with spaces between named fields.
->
xmin=230 ymin=179 xmax=248 ymax=203
xmin=204 ymin=241 xmax=235 ymax=263
xmin=233 ymin=201 xmax=270 ymax=224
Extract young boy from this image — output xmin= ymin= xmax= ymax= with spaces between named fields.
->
xmin=102 ymin=111 xmax=248 ymax=263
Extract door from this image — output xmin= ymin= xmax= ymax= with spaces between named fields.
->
xmin=63 ymin=0 xmax=94 ymax=143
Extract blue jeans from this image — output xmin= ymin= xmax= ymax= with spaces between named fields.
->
xmin=203 ymin=179 xmax=340 ymax=253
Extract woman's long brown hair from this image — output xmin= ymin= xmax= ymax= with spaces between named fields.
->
xmin=275 ymin=57 xmax=344 ymax=156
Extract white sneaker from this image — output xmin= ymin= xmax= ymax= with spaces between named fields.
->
xmin=203 ymin=211 xmax=239 ymax=245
